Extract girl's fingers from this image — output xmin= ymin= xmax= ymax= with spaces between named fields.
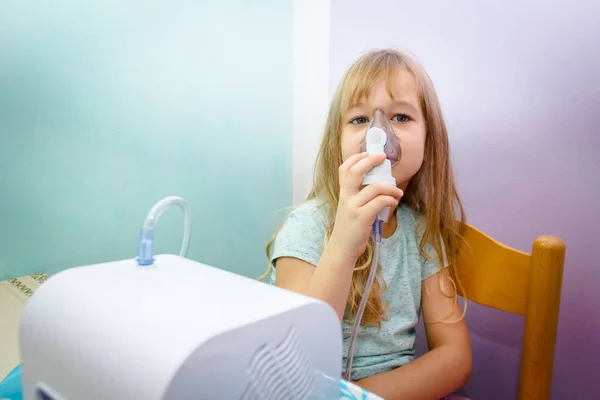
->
xmin=362 ymin=195 xmax=400 ymax=220
xmin=348 ymin=153 xmax=386 ymax=177
xmin=354 ymin=184 xmax=403 ymax=207
xmin=339 ymin=152 xmax=386 ymax=195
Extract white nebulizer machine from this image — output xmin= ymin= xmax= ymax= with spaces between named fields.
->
xmin=7 ymin=197 xmax=386 ymax=400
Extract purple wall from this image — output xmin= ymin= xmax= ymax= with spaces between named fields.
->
xmin=330 ymin=0 xmax=600 ymax=398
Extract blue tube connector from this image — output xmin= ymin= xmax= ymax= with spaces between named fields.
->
xmin=372 ymin=218 xmax=383 ymax=243
xmin=136 ymin=226 xmax=155 ymax=266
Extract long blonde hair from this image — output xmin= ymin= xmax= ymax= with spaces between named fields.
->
xmin=263 ymin=49 xmax=466 ymax=326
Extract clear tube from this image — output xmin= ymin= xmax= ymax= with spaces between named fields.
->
xmin=344 ymin=220 xmax=383 ymax=381
xmin=136 ymin=196 xmax=192 ymax=266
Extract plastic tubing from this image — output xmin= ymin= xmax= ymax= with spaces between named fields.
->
xmin=344 ymin=219 xmax=383 ymax=381
xmin=136 ymin=196 xmax=192 ymax=266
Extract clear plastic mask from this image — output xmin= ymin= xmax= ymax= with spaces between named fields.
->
xmin=359 ymin=109 xmax=402 ymax=166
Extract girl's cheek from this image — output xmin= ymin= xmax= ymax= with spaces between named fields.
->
xmin=341 ymin=139 xmax=363 ymax=161
xmin=395 ymin=152 xmax=425 ymax=178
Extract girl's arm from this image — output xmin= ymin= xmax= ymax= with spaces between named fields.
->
xmin=356 ymin=267 xmax=472 ymax=400
xmin=275 ymin=244 xmax=356 ymax=320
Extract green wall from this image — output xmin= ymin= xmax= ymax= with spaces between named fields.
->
xmin=0 ymin=1 xmax=292 ymax=280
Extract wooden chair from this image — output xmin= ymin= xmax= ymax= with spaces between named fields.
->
xmin=457 ymin=224 xmax=566 ymax=400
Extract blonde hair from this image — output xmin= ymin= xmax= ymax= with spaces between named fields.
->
xmin=262 ymin=49 xmax=466 ymax=326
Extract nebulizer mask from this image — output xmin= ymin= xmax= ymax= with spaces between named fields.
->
xmin=344 ymin=109 xmax=401 ymax=381
xmin=361 ymin=109 xmax=402 ymax=167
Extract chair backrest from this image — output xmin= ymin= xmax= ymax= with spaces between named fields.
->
xmin=457 ymin=224 xmax=566 ymax=400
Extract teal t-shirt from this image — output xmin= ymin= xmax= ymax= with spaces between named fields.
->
xmin=268 ymin=199 xmax=446 ymax=381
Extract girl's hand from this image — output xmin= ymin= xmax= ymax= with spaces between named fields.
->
xmin=328 ymin=152 xmax=404 ymax=263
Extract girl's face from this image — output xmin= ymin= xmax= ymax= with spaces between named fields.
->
xmin=341 ymin=69 xmax=426 ymax=189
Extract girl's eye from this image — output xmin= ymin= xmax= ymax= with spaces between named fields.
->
xmin=392 ymin=114 xmax=410 ymax=123
xmin=349 ymin=116 xmax=369 ymax=125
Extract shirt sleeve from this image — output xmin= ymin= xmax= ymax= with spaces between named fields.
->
xmin=421 ymin=237 xmax=449 ymax=281
xmin=270 ymin=202 xmax=327 ymax=268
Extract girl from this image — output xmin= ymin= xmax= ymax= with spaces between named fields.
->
xmin=264 ymin=49 xmax=471 ymax=400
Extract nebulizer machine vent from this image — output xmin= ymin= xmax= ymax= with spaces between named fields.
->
xmin=6 ymin=195 xmax=384 ymax=399
xmin=344 ymin=109 xmax=401 ymax=381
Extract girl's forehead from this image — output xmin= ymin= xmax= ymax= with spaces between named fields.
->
xmin=343 ymin=69 xmax=420 ymax=110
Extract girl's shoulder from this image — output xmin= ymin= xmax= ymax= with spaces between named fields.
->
xmin=270 ymin=198 xmax=330 ymax=268
xmin=283 ymin=198 xmax=331 ymax=229
xmin=274 ymin=198 xmax=331 ymax=246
